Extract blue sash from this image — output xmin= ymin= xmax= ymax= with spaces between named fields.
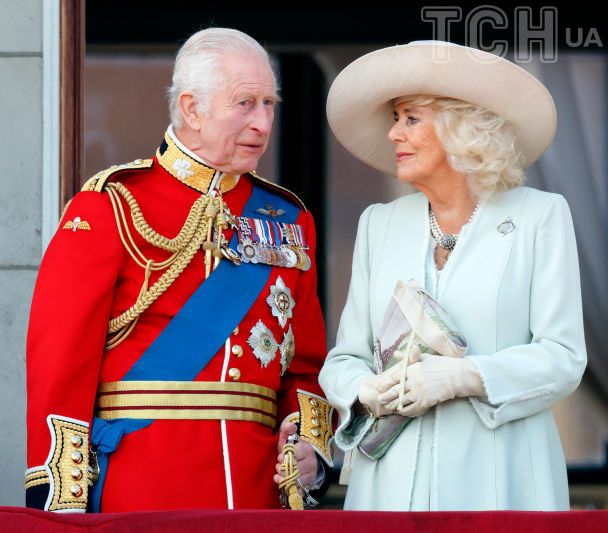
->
xmin=90 ymin=182 xmax=300 ymax=511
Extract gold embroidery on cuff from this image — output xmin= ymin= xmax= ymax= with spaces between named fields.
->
xmin=283 ymin=412 xmax=300 ymax=426
xmin=46 ymin=416 xmax=89 ymax=511
xmin=296 ymin=390 xmax=334 ymax=467
xmin=24 ymin=468 xmax=50 ymax=490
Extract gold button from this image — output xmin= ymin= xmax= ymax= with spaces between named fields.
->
xmin=311 ymin=428 xmax=321 ymax=437
xmin=311 ymin=408 xmax=321 ymax=417
xmin=231 ymin=345 xmax=243 ymax=358
xmin=228 ymin=368 xmax=241 ymax=381
xmin=71 ymin=468 xmax=83 ymax=480
xmin=70 ymin=435 xmax=83 ymax=447
xmin=71 ymin=451 xmax=83 ymax=464
xmin=311 ymin=418 xmax=320 ymax=427
xmin=309 ymin=398 xmax=319 ymax=407
xmin=232 ymin=326 xmax=239 ymax=335
xmin=70 ymin=484 xmax=83 ymax=497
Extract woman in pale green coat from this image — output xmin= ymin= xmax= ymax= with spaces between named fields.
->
xmin=320 ymin=41 xmax=587 ymax=511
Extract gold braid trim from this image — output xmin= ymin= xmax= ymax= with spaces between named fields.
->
xmin=25 ymin=469 xmax=50 ymax=490
xmin=279 ymin=441 xmax=304 ymax=510
xmin=104 ymin=182 xmax=228 ymax=348
xmin=81 ymin=159 xmax=154 ymax=192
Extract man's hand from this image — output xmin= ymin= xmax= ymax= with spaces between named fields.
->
xmin=380 ymin=355 xmax=484 ymax=417
xmin=274 ymin=421 xmax=318 ymax=489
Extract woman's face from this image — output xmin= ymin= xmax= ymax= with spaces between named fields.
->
xmin=387 ymin=102 xmax=448 ymax=185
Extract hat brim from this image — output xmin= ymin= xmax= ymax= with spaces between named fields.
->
xmin=326 ymin=42 xmax=556 ymax=174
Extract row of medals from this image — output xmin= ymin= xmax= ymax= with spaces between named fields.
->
xmin=238 ymin=238 xmax=311 ymax=271
xmin=215 ymin=215 xmax=311 ymax=271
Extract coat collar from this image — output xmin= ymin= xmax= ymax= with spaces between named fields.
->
xmin=156 ymin=126 xmax=239 ymax=194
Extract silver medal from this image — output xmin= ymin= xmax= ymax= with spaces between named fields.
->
xmin=281 ymin=246 xmax=298 ymax=268
xmin=237 ymin=238 xmax=258 ymax=263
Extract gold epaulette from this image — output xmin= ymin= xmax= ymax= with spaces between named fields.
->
xmin=249 ymin=171 xmax=308 ymax=212
xmin=81 ymin=158 xmax=154 ymax=193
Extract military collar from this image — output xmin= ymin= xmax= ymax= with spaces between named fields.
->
xmin=156 ymin=126 xmax=239 ymax=194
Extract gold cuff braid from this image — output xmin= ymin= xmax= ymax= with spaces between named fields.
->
xmin=296 ymin=390 xmax=334 ymax=467
xmin=45 ymin=416 xmax=90 ymax=511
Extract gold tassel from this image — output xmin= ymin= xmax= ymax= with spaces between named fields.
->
xmin=279 ymin=436 xmax=304 ymax=510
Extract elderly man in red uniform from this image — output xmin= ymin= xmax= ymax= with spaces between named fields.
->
xmin=25 ymin=27 xmax=332 ymax=512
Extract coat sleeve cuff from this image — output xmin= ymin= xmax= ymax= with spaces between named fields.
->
xmin=282 ymin=390 xmax=335 ymax=467
xmin=26 ymin=415 xmax=90 ymax=512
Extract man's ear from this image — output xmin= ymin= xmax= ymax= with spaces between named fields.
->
xmin=178 ymin=91 xmax=203 ymax=130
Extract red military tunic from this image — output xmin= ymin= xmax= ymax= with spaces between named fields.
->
xmin=25 ymin=129 xmax=332 ymax=512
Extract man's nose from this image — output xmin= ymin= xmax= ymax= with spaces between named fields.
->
xmin=251 ymin=105 xmax=274 ymax=135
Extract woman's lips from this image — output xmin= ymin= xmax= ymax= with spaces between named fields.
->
xmin=396 ymin=152 xmax=415 ymax=162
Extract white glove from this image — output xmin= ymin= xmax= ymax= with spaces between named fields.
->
xmin=380 ymin=355 xmax=485 ymax=418
xmin=357 ymin=349 xmax=418 ymax=418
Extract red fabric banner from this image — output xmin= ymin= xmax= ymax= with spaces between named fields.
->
xmin=1 ymin=507 xmax=608 ymax=532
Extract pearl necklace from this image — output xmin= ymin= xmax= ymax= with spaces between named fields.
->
xmin=429 ymin=203 xmax=479 ymax=252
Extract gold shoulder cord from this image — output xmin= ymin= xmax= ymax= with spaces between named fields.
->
xmin=104 ymin=182 xmax=227 ymax=350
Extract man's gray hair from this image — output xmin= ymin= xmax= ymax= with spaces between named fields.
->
xmin=167 ymin=27 xmax=275 ymax=128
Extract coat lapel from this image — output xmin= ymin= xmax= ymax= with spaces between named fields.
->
xmin=368 ymin=193 xmax=429 ymax=334
xmin=439 ymin=187 xmax=528 ymax=354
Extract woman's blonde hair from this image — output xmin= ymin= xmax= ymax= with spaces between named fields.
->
xmin=398 ymin=95 xmax=525 ymax=199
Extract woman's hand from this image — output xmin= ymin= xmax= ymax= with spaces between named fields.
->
xmin=380 ymin=356 xmax=485 ymax=417
xmin=357 ymin=353 xmax=410 ymax=417
xmin=273 ymin=421 xmax=318 ymax=489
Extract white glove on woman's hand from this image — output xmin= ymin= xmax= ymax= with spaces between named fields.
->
xmin=380 ymin=356 xmax=485 ymax=418
xmin=357 ymin=351 xmax=412 ymax=418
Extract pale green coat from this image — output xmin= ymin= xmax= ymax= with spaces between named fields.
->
xmin=319 ymin=187 xmax=587 ymax=510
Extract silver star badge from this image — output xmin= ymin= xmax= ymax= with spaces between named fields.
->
xmin=280 ymin=325 xmax=295 ymax=376
xmin=266 ymin=276 xmax=295 ymax=328
xmin=247 ymin=320 xmax=278 ymax=368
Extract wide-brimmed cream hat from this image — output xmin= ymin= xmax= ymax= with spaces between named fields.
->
xmin=326 ymin=41 xmax=556 ymax=174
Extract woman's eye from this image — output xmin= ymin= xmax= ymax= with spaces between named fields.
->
xmin=407 ymin=115 xmax=420 ymax=125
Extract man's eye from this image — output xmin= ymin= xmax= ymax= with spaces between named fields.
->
xmin=263 ymin=99 xmax=276 ymax=107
